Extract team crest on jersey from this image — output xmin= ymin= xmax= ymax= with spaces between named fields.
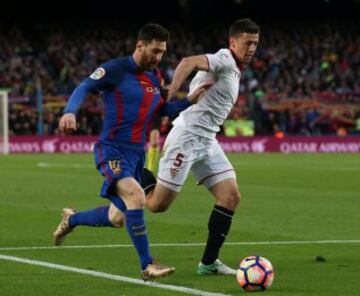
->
xmin=108 ymin=160 xmax=121 ymax=175
xmin=217 ymin=53 xmax=228 ymax=60
xmin=90 ymin=67 xmax=106 ymax=80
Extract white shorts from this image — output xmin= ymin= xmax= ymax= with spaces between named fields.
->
xmin=157 ymin=125 xmax=236 ymax=192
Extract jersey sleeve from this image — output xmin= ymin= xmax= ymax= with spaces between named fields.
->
xmin=206 ymin=51 xmax=233 ymax=73
xmin=82 ymin=59 xmax=124 ymax=92
xmin=156 ymin=97 xmax=192 ymax=119
xmin=63 ymin=59 xmax=124 ymax=114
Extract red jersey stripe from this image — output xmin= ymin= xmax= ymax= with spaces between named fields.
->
xmin=131 ymin=73 xmax=156 ymax=143
xmin=108 ymin=89 xmax=124 ymax=140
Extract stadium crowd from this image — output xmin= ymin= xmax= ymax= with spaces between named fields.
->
xmin=2 ymin=21 xmax=360 ymax=136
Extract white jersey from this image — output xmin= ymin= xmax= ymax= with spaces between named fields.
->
xmin=173 ymin=48 xmax=241 ymax=138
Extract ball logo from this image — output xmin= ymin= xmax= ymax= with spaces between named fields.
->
xmin=90 ymin=67 xmax=106 ymax=80
xmin=170 ymin=167 xmax=180 ymax=178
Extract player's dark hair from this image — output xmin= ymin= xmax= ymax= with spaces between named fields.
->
xmin=137 ymin=23 xmax=170 ymax=43
xmin=229 ymin=18 xmax=260 ymax=37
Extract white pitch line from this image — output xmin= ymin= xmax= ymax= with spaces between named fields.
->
xmin=0 ymin=239 xmax=359 ymax=251
xmin=36 ymin=162 xmax=93 ymax=169
xmin=0 ymin=254 xmax=229 ymax=296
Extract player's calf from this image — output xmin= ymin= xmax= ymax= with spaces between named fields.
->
xmin=146 ymin=183 xmax=178 ymax=213
xmin=141 ymin=168 xmax=178 ymax=212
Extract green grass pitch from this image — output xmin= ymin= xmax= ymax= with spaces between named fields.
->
xmin=0 ymin=153 xmax=359 ymax=295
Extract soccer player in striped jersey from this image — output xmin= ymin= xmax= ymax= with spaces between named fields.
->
xmin=53 ymin=23 xmax=207 ymax=280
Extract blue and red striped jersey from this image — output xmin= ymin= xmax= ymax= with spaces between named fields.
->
xmin=64 ymin=56 xmax=191 ymax=149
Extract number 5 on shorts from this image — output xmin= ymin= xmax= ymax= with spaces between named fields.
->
xmin=173 ymin=153 xmax=185 ymax=167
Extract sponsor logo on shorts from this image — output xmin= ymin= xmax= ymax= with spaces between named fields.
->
xmin=108 ymin=160 xmax=121 ymax=175
xmin=170 ymin=167 xmax=180 ymax=178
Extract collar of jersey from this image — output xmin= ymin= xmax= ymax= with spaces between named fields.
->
xmin=228 ymin=48 xmax=245 ymax=71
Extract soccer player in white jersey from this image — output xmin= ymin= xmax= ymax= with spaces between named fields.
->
xmin=144 ymin=18 xmax=260 ymax=275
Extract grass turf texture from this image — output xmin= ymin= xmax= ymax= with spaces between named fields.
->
xmin=0 ymin=153 xmax=359 ymax=295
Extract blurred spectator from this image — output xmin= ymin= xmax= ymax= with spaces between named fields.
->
xmin=2 ymin=21 xmax=360 ymax=136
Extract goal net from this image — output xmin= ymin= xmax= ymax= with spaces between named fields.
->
xmin=0 ymin=90 xmax=9 ymax=155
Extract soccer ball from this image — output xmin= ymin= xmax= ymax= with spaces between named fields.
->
xmin=236 ymin=256 xmax=274 ymax=291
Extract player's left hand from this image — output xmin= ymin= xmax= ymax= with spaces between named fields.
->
xmin=187 ymin=82 xmax=213 ymax=103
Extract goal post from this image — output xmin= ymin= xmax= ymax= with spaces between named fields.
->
xmin=0 ymin=90 xmax=9 ymax=155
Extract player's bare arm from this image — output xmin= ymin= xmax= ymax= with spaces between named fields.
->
xmin=168 ymin=55 xmax=210 ymax=98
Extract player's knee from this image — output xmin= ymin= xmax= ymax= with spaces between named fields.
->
xmin=130 ymin=194 xmax=146 ymax=209
xmin=230 ymin=190 xmax=241 ymax=208
xmin=117 ymin=184 xmax=145 ymax=209
xmin=222 ymin=190 xmax=241 ymax=210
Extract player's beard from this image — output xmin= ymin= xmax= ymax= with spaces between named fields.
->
xmin=140 ymin=53 xmax=158 ymax=71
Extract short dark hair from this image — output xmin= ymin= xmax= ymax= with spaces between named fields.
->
xmin=137 ymin=23 xmax=170 ymax=43
xmin=229 ymin=18 xmax=260 ymax=37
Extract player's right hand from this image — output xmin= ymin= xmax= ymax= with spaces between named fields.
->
xmin=59 ymin=113 xmax=77 ymax=134
xmin=187 ymin=82 xmax=213 ymax=103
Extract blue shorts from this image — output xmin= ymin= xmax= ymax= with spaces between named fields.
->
xmin=93 ymin=142 xmax=145 ymax=208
